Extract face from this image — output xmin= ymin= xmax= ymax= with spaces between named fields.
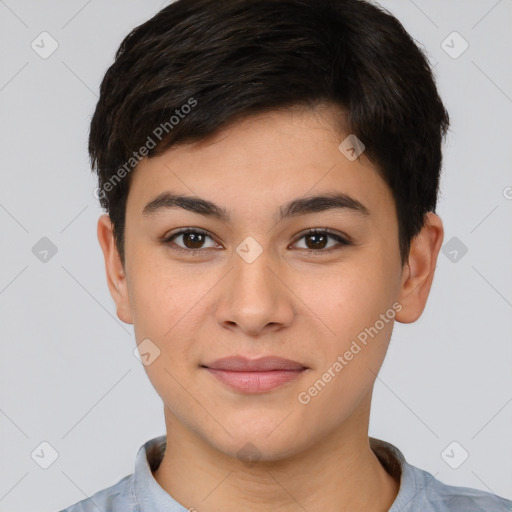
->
xmin=98 ymin=104 xmax=441 ymax=462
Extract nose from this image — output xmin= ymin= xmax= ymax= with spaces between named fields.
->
xmin=215 ymin=246 xmax=295 ymax=337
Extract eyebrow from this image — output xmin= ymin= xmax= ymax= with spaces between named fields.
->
xmin=142 ymin=191 xmax=370 ymax=222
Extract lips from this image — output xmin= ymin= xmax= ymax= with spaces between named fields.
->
xmin=201 ymin=356 xmax=308 ymax=393
xmin=203 ymin=356 xmax=307 ymax=372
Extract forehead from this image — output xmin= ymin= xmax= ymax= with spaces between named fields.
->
xmin=125 ymin=106 xmax=394 ymax=223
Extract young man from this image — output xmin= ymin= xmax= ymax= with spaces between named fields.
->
xmin=60 ymin=0 xmax=512 ymax=510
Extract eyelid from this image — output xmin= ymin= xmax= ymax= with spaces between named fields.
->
xmin=161 ymin=227 xmax=351 ymax=255
xmin=291 ymin=227 xmax=350 ymax=246
xmin=162 ymin=227 xmax=220 ymax=252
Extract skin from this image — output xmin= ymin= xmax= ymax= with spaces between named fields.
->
xmin=97 ymin=103 xmax=444 ymax=512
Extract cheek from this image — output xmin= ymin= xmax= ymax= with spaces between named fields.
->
xmin=296 ymin=260 xmax=393 ymax=330
xmin=295 ymin=259 xmax=399 ymax=380
xmin=128 ymin=257 xmax=212 ymax=377
xmin=296 ymin=311 xmax=395 ymax=423
xmin=128 ymin=255 xmax=199 ymax=336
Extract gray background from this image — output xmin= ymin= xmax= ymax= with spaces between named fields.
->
xmin=0 ymin=1 xmax=511 ymax=511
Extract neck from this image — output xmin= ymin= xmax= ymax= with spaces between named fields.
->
xmin=153 ymin=395 xmax=400 ymax=512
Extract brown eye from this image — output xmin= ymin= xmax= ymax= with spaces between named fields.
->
xmin=163 ymin=228 xmax=218 ymax=254
xmin=304 ymin=232 xmax=329 ymax=250
xmin=293 ymin=229 xmax=350 ymax=252
xmin=178 ymin=231 xmax=207 ymax=249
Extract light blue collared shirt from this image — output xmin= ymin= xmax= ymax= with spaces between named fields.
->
xmin=59 ymin=435 xmax=512 ymax=511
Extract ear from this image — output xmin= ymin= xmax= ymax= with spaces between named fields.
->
xmin=395 ymin=212 xmax=444 ymax=323
xmin=96 ymin=213 xmax=133 ymax=325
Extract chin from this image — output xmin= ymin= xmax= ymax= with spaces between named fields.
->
xmin=206 ymin=424 xmax=313 ymax=464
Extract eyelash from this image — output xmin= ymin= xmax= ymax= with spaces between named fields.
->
xmin=161 ymin=227 xmax=351 ymax=256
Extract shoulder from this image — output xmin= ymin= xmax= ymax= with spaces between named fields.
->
xmin=370 ymin=438 xmax=512 ymax=512
xmin=57 ymin=473 xmax=136 ymax=512
xmin=57 ymin=435 xmax=167 ymax=512
xmin=404 ymin=462 xmax=512 ymax=512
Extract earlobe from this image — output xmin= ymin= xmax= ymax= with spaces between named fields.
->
xmin=395 ymin=212 xmax=444 ymax=324
xmin=96 ymin=214 xmax=134 ymax=325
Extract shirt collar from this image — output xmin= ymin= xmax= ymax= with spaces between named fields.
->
xmin=370 ymin=437 xmax=437 ymax=511
xmin=132 ymin=435 xmax=185 ymax=511
xmin=132 ymin=435 xmax=426 ymax=511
